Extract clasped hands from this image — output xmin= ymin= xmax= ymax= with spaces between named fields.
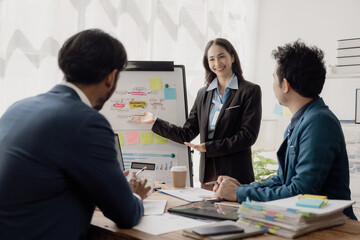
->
xmin=212 ymin=175 xmax=242 ymax=202
xmin=124 ymin=170 xmax=151 ymax=200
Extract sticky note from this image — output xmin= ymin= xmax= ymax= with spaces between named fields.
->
xmin=283 ymin=107 xmax=292 ymax=117
xmin=252 ymin=205 xmax=263 ymax=211
xmin=265 ymin=215 xmax=275 ymax=221
xmin=154 ymin=134 xmax=168 ymax=144
xmin=296 ymin=198 xmax=324 ymax=208
xmin=140 ymin=131 xmax=154 ymax=145
xmin=118 ymin=133 xmax=124 ymax=146
xmin=125 ymin=132 xmax=140 ymax=145
xmin=129 ymin=100 xmax=147 ymax=109
xmin=149 ymin=78 xmax=162 ymax=89
xmin=164 ymin=88 xmax=176 ymax=100
xmin=273 ymin=104 xmax=283 ymax=115
xmin=298 ymin=194 xmax=327 ymax=200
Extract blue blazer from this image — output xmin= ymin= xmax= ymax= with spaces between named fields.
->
xmin=0 ymin=85 xmax=144 ymax=239
xmin=236 ymin=98 xmax=356 ymax=220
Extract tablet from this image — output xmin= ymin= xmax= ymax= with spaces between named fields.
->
xmin=168 ymin=201 xmax=239 ymax=221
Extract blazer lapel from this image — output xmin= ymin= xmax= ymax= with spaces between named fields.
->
xmin=201 ymin=90 xmax=213 ymax=141
xmin=214 ymin=89 xmax=235 ymax=127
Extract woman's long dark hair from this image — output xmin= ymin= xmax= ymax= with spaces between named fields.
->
xmin=202 ymin=38 xmax=244 ymax=85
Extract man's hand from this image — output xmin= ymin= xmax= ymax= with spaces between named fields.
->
xmin=184 ymin=142 xmax=206 ymax=152
xmin=128 ymin=173 xmax=151 ymax=200
xmin=213 ymin=176 xmax=241 ymax=202
xmin=130 ymin=112 xmax=156 ymax=124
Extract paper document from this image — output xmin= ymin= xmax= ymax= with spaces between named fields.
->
xmin=143 ymin=199 xmax=167 ymax=215
xmin=261 ymin=195 xmax=355 ymax=215
xmin=133 ymin=213 xmax=212 ymax=235
xmin=158 ymin=188 xmax=217 ymax=202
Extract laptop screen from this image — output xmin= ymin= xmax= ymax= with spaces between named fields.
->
xmin=114 ymin=133 xmax=125 ymax=171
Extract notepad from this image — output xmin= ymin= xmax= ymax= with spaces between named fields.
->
xmin=296 ymin=198 xmax=324 ymax=208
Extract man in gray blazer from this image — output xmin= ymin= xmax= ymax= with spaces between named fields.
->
xmin=0 ymin=29 xmax=150 ymax=239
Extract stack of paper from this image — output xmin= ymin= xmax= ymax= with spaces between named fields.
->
xmin=237 ymin=195 xmax=355 ymax=238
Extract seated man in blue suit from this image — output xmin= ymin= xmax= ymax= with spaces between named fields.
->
xmin=0 ymin=29 xmax=151 ymax=239
xmin=213 ymin=40 xmax=357 ymax=220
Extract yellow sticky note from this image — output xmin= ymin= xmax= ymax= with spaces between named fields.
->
xmin=140 ymin=131 xmax=154 ymax=145
xmin=154 ymin=134 xmax=168 ymax=144
xmin=283 ymin=107 xmax=292 ymax=117
xmin=128 ymin=100 xmax=147 ymax=109
xmin=118 ymin=133 xmax=124 ymax=146
xmin=149 ymin=78 xmax=162 ymax=90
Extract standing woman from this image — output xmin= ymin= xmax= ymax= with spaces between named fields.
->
xmin=132 ymin=38 xmax=262 ymax=189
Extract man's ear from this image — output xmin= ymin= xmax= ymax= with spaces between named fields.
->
xmin=104 ymin=69 xmax=118 ymax=88
xmin=282 ymin=78 xmax=291 ymax=93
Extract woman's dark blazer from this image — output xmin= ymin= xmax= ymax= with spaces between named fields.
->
xmin=152 ymin=78 xmax=262 ymax=184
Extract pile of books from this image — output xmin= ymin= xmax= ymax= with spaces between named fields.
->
xmin=336 ymin=38 xmax=360 ymax=74
xmin=236 ymin=195 xmax=355 ymax=239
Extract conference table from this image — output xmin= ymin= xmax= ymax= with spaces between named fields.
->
xmin=90 ymin=185 xmax=360 ymax=240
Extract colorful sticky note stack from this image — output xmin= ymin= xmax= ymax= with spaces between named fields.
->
xmin=296 ymin=195 xmax=328 ymax=208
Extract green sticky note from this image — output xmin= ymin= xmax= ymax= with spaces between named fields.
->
xmin=296 ymin=198 xmax=324 ymax=208
xmin=149 ymin=78 xmax=162 ymax=90
xmin=140 ymin=131 xmax=154 ymax=145
xmin=154 ymin=134 xmax=168 ymax=144
xmin=118 ymin=133 xmax=124 ymax=146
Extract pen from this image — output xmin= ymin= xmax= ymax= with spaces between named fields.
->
xmin=204 ymin=180 xmax=217 ymax=185
xmin=135 ymin=167 xmax=147 ymax=176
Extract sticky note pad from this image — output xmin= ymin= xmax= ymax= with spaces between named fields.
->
xmin=149 ymin=78 xmax=162 ymax=89
xmin=296 ymin=198 xmax=324 ymax=208
xmin=118 ymin=133 xmax=124 ymax=146
xmin=140 ymin=131 xmax=154 ymax=145
xmin=273 ymin=104 xmax=283 ymax=115
xmin=125 ymin=132 xmax=140 ymax=145
xmin=298 ymin=194 xmax=327 ymax=200
xmin=164 ymin=88 xmax=176 ymax=100
xmin=154 ymin=134 xmax=168 ymax=144
xmin=283 ymin=107 xmax=292 ymax=117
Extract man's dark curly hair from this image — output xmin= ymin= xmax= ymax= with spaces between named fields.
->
xmin=58 ymin=29 xmax=127 ymax=84
xmin=272 ymin=40 xmax=326 ymax=98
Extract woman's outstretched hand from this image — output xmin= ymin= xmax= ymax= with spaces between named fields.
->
xmin=130 ymin=112 xmax=156 ymax=124
xmin=184 ymin=142 xmax=206 ymax=152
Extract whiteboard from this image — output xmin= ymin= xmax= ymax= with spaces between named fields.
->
xmin=101 ymin=61 xmax=193 ymax=186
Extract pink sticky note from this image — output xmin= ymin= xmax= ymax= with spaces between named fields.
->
xmin=125 ymin=131 xmax=140 ymax=145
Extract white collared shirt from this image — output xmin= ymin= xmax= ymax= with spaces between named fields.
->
xmin=206 ymin=74 xmax=239 ymax=139
xmin=61 ymin=81 xmax=92 ymax=107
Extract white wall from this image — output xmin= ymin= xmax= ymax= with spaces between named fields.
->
xmin=253 ymin=0 xmax=360 ymax=117
xmin=253 ymin=0 xmax=360 ymax=216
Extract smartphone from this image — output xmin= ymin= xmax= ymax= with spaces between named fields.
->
xmin=193 ymin=224 xmax=244 ymax=236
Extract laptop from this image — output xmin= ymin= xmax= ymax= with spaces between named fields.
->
xmin=114 ymin=133 xmax=125 ymax=171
